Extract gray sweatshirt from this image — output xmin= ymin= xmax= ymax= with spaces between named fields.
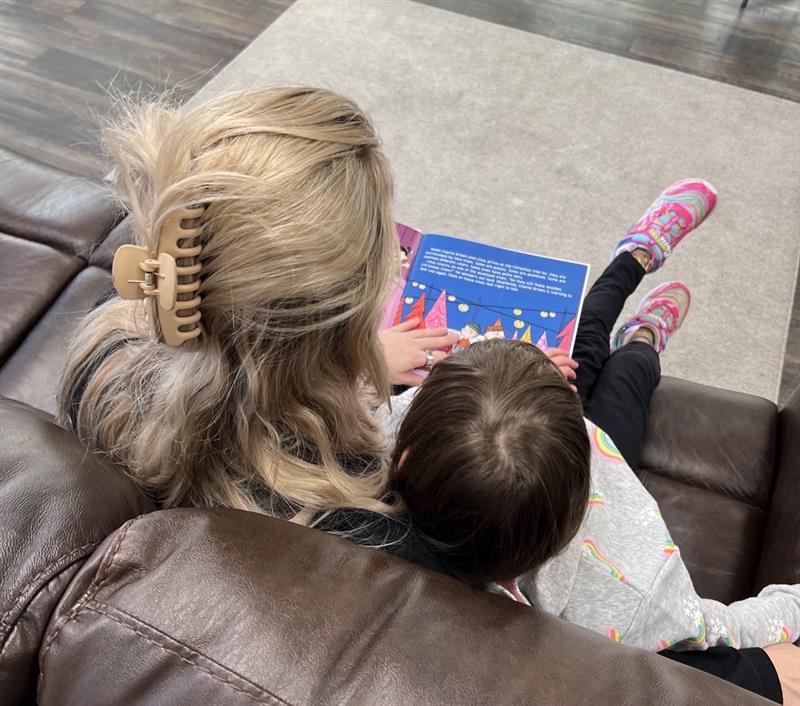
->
xmin=377 ymin=389 xmax=800 ymax=651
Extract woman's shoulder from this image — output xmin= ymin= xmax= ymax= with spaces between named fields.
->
xmin=315 ymin=507 xmax=455 ymax=577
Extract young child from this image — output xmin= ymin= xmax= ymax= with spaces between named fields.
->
xmin=386 ymin=337 xmax=800 ymax=651
xmin=377 ymin=181 xmax=800 ymax=651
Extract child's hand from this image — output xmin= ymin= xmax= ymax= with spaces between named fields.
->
xmin=379 ymin=319 xmax=460 ymax=386
xmin=543 ymin=347 xmax=578 ymax=391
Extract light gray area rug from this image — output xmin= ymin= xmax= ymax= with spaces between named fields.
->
xmin=195 ymin=0 xmax=800 ymax=401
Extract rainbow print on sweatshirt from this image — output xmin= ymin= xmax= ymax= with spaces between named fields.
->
xmin=582 ymin=538 xmax=627 ymax=583
xmin=678 ymin=617 xmax=707 ymax=649
xmin=592 ymin=426 xmax=625 ymax=463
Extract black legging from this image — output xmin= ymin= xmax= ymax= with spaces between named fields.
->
xmin=572 ymin=251 xmax=659 ymax=470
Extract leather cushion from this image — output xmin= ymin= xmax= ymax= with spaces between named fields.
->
xmin=636 ymin=378 xmax=781 ymax=602
xmin=639 ymin=377 xmax=778 ymax=510
xmin=639 ymin=473 xmax=765 ymax=604
xmin=38 ymin=509 xmax=768 ymax=706
xmin=0 ymin=233 xmax=83 ymax=364
xmin=0 ymin=267 xmax=112 ymax=415
xmin=0 ymin=398 xmax=154 ymax=706
xmin=0 ymin=149 xmax=120 ymax=259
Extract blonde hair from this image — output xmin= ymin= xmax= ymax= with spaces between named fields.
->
xmin=58 ymin=87 xmax=400 ymax=521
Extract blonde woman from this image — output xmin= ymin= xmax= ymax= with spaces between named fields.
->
xmin=58 ymin=87 xmax=790 ymax=702
xmin=60 ymin=86 xmax=451 ymax=527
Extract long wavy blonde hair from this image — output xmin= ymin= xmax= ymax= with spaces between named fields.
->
xmin=58 ymin=87 xmax=400 ymax=521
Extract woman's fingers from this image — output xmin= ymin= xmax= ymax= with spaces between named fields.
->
xmin=414 ymin=333 xmax=460 ymax=350
xmin=410 ymin=326 xmax=450 ymax=338
xmin=391 ymin=318 xmax=421 ymax=332
xmin=431 ymin=350 xmax=449 ymax=364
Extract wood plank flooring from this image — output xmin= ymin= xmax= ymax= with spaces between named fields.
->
xmin=0 ymin=0 xmax=291 ymax=178
xmin=1 ymin=0 xmax=798 ymax=403
xmin=417 ymin=0 xmax=800 ymax=103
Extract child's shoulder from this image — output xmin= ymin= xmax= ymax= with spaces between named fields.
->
xmin=583 ymin=419 xmax=652 ymax=500
xmin=583 ymin=418 xmax=628 ymax=467
xmin=374 ymin=386 xmax=420 ymax=445
xmin=580 ymin=418 xmax=679 ymax=595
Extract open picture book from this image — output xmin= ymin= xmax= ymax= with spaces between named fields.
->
xmin=381 ymin=225 xmax=590 ymax=356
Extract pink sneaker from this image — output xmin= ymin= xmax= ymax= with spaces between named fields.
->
xmin=612 ymin=179 xmax=717 ymax=272
xmin=612 ymin=281 xmax=691 ymax=354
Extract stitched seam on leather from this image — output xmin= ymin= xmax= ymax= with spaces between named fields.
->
xmin=0 ymin=542 xmax=98 ymax=649
xmin=83 ymin=603 xmax=292 ymax=706
xmin=638 ymin=466 xmax=768 ymax=511
xmin=38 ymin=518 xmax=134 ymax=700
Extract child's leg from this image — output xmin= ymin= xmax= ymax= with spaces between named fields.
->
xmin=584 ymin=342 xmax=659 ymax=469
xmin=585 ymin=281 xmax=690 ymax=469
xmin=659 ymin=647 xmax=784 ymax=703
xmin=574 ymin=178 xmax=717 ymax=403
xmin=572 ymin=252 xmax=645 ymax=403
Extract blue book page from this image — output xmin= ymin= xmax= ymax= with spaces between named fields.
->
xmin=398 ymin=234 xmax=590 ymax=355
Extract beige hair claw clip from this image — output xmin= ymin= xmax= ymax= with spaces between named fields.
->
xmin=112 ymin=204 xmax=207 ymax=346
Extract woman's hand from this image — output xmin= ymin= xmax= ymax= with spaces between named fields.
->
xmin=379 ymin=318 xmax=459 ymax=386
xmin=543 ymin=347 xmax=578 ymax=391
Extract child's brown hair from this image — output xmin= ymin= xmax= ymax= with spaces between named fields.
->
xmin=391 ymin=339 xmax=591 ymax=585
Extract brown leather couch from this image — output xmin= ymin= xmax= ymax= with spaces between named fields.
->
xmin=1 ymin=149 xmax=798 ymax=705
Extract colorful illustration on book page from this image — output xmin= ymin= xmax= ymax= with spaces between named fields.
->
xmin=396 ymin=234 xmax=589 ymax=355
xmin=381 ymin=224 xmax=424 ymax=330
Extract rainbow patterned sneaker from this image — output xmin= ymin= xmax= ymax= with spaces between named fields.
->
xmin=612 ymin=179 xmax=717 ymax=272
xmin=611 ymin=281 xmax=691 ymax=354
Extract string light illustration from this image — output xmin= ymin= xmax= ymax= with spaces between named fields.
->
xmin=404 ymin=281 xmax=577 ymax=336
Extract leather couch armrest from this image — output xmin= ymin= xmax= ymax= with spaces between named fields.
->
xmin=0 ymin=148 xmax=121 ymax=260
xmin=639 ymin=377 xmax=778 ymax=509
xmin=0 ymin=398 xmax=154 ymax=706
xmin=637 ymin=377 xmax=779 ymax=602
xmin=755 ymin=383 xmax=800 ymax=590
xmin=39 ymin=508 xmax=771 ymax=705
